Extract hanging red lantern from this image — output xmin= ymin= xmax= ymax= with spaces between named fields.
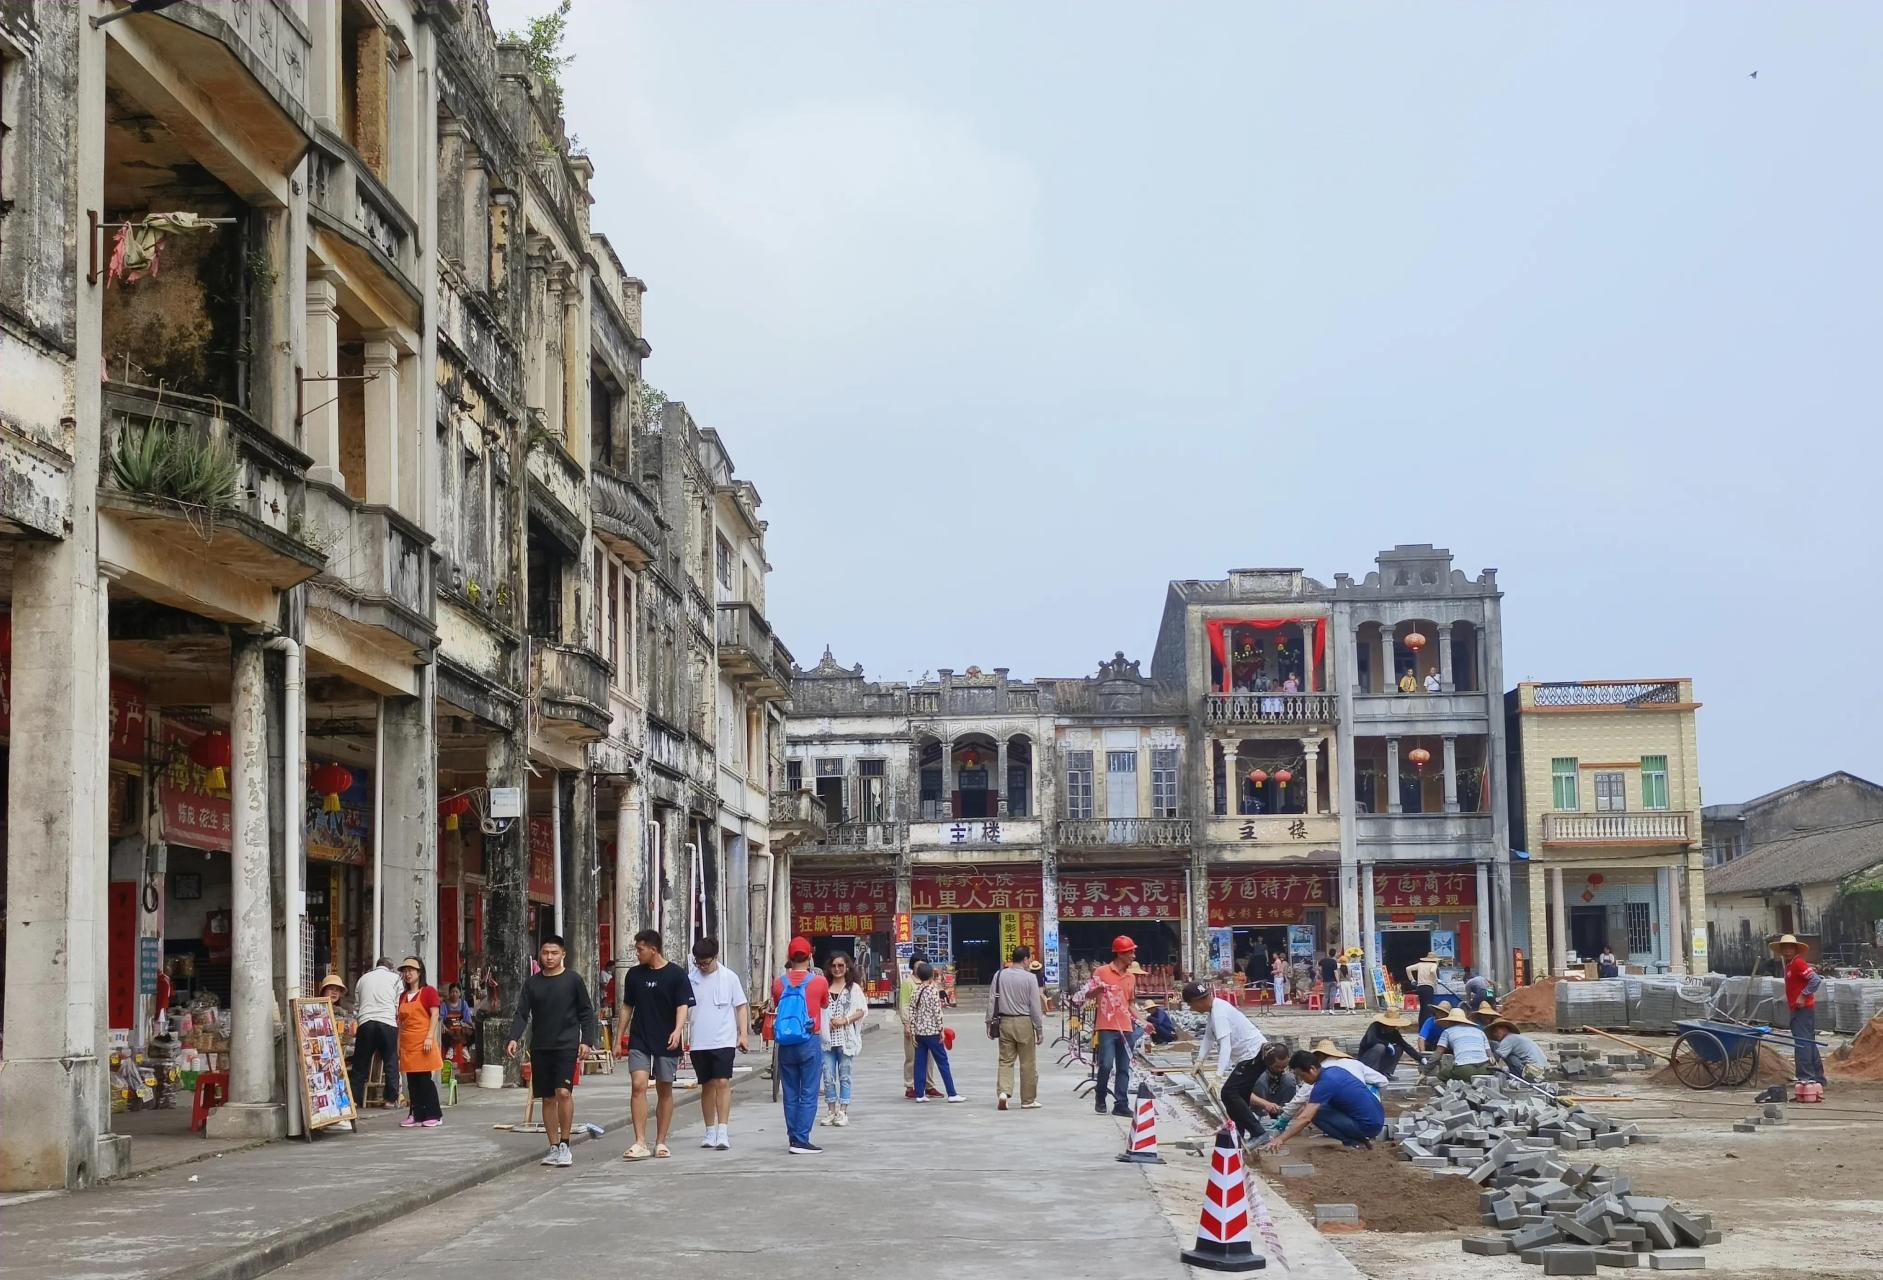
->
xmin=1407 ymin=747 xmax=1432 ymax=771
xmin=960 ymin=748 xmax=979 ymax=771
xmin=190 ymin=730 xmax=233 ymax=793
xmin=440 ymin=793 xmax=473 ymax=832
xmin=1405 ymin=632 xmax=1428 ymax=653
xmin=1247 ymin=768 xmax=1268 ymax=786
xmin=1275 ymin=768 xmax=1293 ymax=790
xmin=311 ymin=762 xmax=354 ymax=813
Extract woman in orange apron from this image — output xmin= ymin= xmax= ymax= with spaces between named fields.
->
xmin=396 ymin=956 xmax=445 ymax=1127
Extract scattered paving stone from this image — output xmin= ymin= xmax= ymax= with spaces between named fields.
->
xmin=1543 ymin=1248 xmax=1601 ymax=1276
xmin=1278 ymin=1164 xmax=1315 ymax=1178
xmin=1463 ymin=1237 xmax=1512 ymax=1256
xmin=1647 ymin=1253 xmax=1708 ymax=1271
xmin=1313 ymin=1203 xmax=1359 ymax=1223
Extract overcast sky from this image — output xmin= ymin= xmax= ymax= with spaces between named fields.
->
xmin=492 ymin=1 xmax=1880 ymax=804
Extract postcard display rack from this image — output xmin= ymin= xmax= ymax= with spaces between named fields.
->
xmin=290 ymin=997 xmax=358 ymax=1139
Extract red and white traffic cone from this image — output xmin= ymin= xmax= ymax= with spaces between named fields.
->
xmin=1180 ymin=1124 xmax=1266 ymax=1271
xmin=1116 ymin=1080 xmax=1164 ymax=1164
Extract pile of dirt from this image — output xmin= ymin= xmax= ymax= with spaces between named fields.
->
xmin=1649 ymin=1040 xmax=1792 ymax=1087
xmin=1260 ymin=1142 xmax=1482 ymax=1233
xmin=1496 ymin=976 xmax=1563 ymax=1030
xmin=1830 ymin=1011 xmax=1883 ymax=1080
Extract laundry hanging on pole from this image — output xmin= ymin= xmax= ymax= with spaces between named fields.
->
xmin=106 ymin=211 xmax=217 ymax=284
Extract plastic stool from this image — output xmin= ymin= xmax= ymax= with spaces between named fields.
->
xmin=1403 ymin=995 xmax=1420 ymax=1013
xmin=1307 ymin=992 xmax=1323 ymax=1011
xmin=190 ymin=1072 xmax=230 ymax=1134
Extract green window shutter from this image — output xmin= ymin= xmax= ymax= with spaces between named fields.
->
xmin=1641 ymin=755 xmax=1668 ymax=810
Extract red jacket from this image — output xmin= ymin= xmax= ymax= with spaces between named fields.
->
xmin=1784 ymin=955 xmax=1817 ymax=1010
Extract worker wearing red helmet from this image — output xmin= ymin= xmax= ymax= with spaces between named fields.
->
xmin=1077 ymin=935 xmax=1140 ymax=1117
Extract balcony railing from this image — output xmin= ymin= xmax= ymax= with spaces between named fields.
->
xmin=306 ymin=129 xmax=419 ymax=289
xmin=525 ymin=421 xmax=587 ymax=548
xmin=533 ymin=641 xmax=611 ymax=737
xmin=590 ymin=463 xmax=662 ymax=562
xmin=1532 ymin=681 xmax=1683 ymax=708
xmin=716 ymin=601 xmax=791 ymax=697
xmin=810 ymin=821 xmax=902 ymax=851
xmin=1543 ymin=813 xmax=1691 ymax=845
xmin=1056 ymin=818 xmax=1192 ymax=848
xmin=163 ymin=2 xmax=312 ymax=120
xmin=303 ymin=484 xmax=435 ymax=648
xmin=1205 ymin=692 xmax=1338 ymax=726
xmin=769 ymin=789 xmax=830 ymax=847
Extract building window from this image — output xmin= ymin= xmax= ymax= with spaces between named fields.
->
xmin=714 ymin=534 xmax=733 ymax=598
xmin=1594 ymin=772 xmax=1626 ymax=813
xmin=1625 ymin=901 xmax=1652 ymax=955
xmin=815 ymin=758 xmax=844 ymax=824
xmin=0 ymin=46 xmax=16 ymax=238
xmin=1006 ymin=760 xmax=1029 ymax=817
xmin=1106 ymin=750 xmax=1139 ymax=819
xmin=858 ymin=758 xmax=886 ymax=823
xmin=1151 ymin=748 xmax=1179 ymax=818
xmin=606 ymin=561 xmax=620 ymax=673
xmin=1641 ymin=755 xmax=1669 ymax=810
xmin=785 ymin=759 xmax=802 ymax=792
xmin=1551 ymin=758 xmax=1579 ymax=810
xmin=1066 ymin=750 xmax=1094 ymax=820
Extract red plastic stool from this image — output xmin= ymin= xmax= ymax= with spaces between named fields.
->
xmin=1403 ymin=995 xmax=1420 ymax=1013
xmin=190 ymin=1072 xmax=230 ymax=1134
xmin=1307 ymin=992 xmax=1324 ymax=1011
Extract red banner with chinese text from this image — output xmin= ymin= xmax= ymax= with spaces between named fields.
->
xmin=0 ymin=615 xmax=148 ymax=762
xmin=1206 ymin=867 xmax=1332 ymax=926
xmin=158 ymin=721 xmax=233 ymax=853
xmin=911 ymin=868 xmax=1043 ymax=913
xmin=528 ymin=818 xmax=555 ymax=903
xmin=1056 ymin=873 xmax=1186 ymax=921
xmin=1374 ymin=867 xmax=1477 ymax=910
xmin=793 ymin=875 xmax=893 ymax=936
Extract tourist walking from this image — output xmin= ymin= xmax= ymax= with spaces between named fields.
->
xmin=991 ymin=945 xmax=1046 ymax=1111
xmin=773 ymin=936 xmax=832 ymax=1153
xmin=820 ymin=953 xmax=868 ymax=1127
xmin=1079 ymin=936 xmax=1139 ymax=1116
xmin=350 ymin=957 xmax=401 ymax=1108
xmin=1773 ymin=934 xmax=1826 ymax=1085
xmin=901 ymin=950 xmax=943 ymax=1098
xmin=620 ymin=929 xmax=695 ymax=1161
xmin=505 ymin=935 xmax=596 ymax=1167
xmin=907 ymin=960 xmax=965 ymax=1104
xmin=685 ymin=937 xmax=749 ymax=1151
xmin=1180 ymin=981 xmax=1268 ymax=1142
xmin=395 ymin=957 xmax=444 ymax=1128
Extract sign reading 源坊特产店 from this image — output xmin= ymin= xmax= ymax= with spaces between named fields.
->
xmin=793 ymin=875 xmax=893 ymax=935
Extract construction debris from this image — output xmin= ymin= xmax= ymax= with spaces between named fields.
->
xmin=1387 ymin=1074 xmax=1712 ymax=1269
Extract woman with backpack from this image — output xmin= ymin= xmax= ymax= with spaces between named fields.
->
xmin=771 ymin=936 xmax=831 ymax=1155
xmin=820 ymin=953 xmax=868 ymax=1128
xmin=908 ymin=961 xmax=967 ymax=1104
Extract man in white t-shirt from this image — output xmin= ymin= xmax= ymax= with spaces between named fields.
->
xmin=685 ymin=937 xmax=749 ymax=1151
xmin=1182 ymin=982 xmax=1268 ymax=1143
xmin=350 ymin=957 xmax=403 ymax=1108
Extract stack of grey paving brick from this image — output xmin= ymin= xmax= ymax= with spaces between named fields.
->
xmin=1711 ymin=976 xmax=1787 ymax=1025
xmin=1556 ymin=979 xmax=1629 ymax=1031
xmin=1628 ymin=979 xmax=1712 ymax=1033
xmin=1827 ymin=979 xmax=1883 ymax=1035
xmin=1386 ymin=1075 xmax=1712 ymax=1272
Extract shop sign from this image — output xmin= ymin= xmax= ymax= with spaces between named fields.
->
xmin=528 ymin=818 xmax=555 ymax=902
xmin=911 ymin=868 xmax=1042 ymax=912
xmin=896 ymin=912 xmax=913 ymax=945
xmin=1375 ymin=869 xmax=1476 ymax=909
xmin=1288 ymin=925 xmax=1315 ymax=957
xmin=138 ymin=936 xmax=162 ymax=995
xmin=1431 ymin=929 xmax=1457 ymax=960
xmin=794 ymin=875 xmax=892 ymax=935
xmin=158 ymin=721 xmax=232 ymax=852
xmin=1206 ymin=869 xmax=1329 ymax=925
xmin=0 ymin=615 xmax=147 ymax=762
xmin=306 ymin=768 xmax=372 ymax=866
xmin=1057 ymin=873 xmax=1185 ymax=920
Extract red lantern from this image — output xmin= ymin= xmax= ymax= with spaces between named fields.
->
xmin=441 ymin=794 xmax=473 ymax=832
xmin=1404 ymin=632 xmax=1427 ymax=653
xmin=311 ymin=762 xmax=354 ymax=814
xmin=961 ymin=749 xmax=979 ymax=770
xmin=1407 ymin=747 xmax=1432 ymax=771
xmin=1247 ymin=769 xmax=1268 ymax=786
xmin=1275 ymin=768 xmax=1293 ymax=790
xmin=190 ymin=730 xmax=233 ymax=793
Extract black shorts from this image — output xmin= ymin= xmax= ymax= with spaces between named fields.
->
xmin=531 ymin=1047 xmax=578 ymax=1099
xmin=691 ymin=1047 xmax=736 ymax=1082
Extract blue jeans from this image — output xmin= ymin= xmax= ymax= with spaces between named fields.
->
xmin=1791 ymin=1006 xmax=1825 ymax=1084
xmin=822 ymin=1047 xmax=854 ymax=1104
xmin=913 ymin=1034 xmax=957 ymax=1097
xmin=1095 ymin=1029 xmax=1131 ymax=1111
xmin=778 ymin=1037 xmax=822 ymax=1146
xmin=1311 ymin=1105 xmax=1381 ymax=1146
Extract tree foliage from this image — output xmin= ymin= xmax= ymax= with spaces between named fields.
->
xmin=506 ymin=0 xmax=574 ymax=111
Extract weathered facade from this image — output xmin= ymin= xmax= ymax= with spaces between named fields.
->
xmin=0 ymin=0 xmax=794 ymax=1190
xmin=1506 ymin=679 xmax=1706 ymax=977
xmin=784 ymin=544 xmax=1516 ymax=996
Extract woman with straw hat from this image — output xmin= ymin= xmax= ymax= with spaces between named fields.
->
xmin=1771 ymin=935 xmax=1826 ymax=1086
xmin=1432 ymin=1004 xmax=1493 ymax=1081
xmin=1356 ymin=1011 xmax=1417 ymax=1079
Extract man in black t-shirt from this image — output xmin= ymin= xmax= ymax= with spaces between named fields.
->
xmin=618 ymin=928 xmax=694 ymax=1160
xmin=506 ymin=935 xmax=596 ymax=1168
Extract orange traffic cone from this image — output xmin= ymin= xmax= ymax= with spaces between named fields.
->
xmin=1116 ymin=1080 xmax=1164 ymax=1164
xmin=1180 ymin=1124 xmax=1266 ymax=1271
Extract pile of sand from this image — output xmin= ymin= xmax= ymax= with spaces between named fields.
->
xmin=1830 ymin=1010 xmax=1883 ymax=1080
xmin=1650 ymin=1040 xmax=1792 ymax=1087
xmin=1497 ymin=976 xmax=1563 ymax=1030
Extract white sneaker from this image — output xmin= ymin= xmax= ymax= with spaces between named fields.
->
xmin=540 ymin=1147 xmax=560 ymax=1166
xmin=946 ymin=1095 xmax=969 ymax=1103
xmin=714 ymin=1127 xmax=731 ymax=1150
xmin=554 ymin=1142 xmax=573 ymax=1167
xmin=820 ymin=1110 xmax=835 ymax=1127
xmin=702 ymin=1129 xmax=717 ymax=1148
xmin=833 ymin=1109 xmax=849 ymax=1127
xmin=1020 ymin=1101 xmax=1043 ymax=1109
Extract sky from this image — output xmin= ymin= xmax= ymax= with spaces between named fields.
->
xmin=491 ymin=0 xmax=1882 ymax=804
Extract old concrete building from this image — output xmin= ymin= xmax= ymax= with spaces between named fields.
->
xmin=1506 ymin=680 xmax=1706 ymax=977
xmin=784 ymin=544 xmax=1516 ymax=997
xmin=0 ymin=0 xmax=796 ymax=1189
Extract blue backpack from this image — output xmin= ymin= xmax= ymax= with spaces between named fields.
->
xmin=775 ymin=973 xmax=812 ymax=1046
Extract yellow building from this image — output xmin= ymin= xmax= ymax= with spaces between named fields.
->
xmin=1506 ymin=680 xmax=1705 ymax=976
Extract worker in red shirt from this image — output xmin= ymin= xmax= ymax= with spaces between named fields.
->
xmin=1078 ymin=936 xmax=1140 ymax=1117
xmin=1772 ymin=933 xmax=1825 ymax=1085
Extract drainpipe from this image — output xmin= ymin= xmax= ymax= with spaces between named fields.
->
xmin=551 ymin=772 xmax=564 ymax=933
xmin=373 ymin=701 xmax=385 ymax=963
xmin=263 ymin=635 xmax=303 ymax=1136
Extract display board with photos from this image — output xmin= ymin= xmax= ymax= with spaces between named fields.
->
xmin=291 ymin=997 xmax=357 ymax=1133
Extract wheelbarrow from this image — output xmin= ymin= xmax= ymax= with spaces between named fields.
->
xmin=1669 ymin=1019 xmax=1774 ymax=1090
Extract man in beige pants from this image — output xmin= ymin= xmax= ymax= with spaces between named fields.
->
xmin=991 ymin=945 xmax=1046 ymax=1110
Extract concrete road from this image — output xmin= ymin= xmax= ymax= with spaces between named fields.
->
xmin=275 ymin=1011 xmax=1199 ymax=1280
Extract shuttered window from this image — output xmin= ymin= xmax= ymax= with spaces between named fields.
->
xmin=1594 ymin=772 xmax=1626 ymax=812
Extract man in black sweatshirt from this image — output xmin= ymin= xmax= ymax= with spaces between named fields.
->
xmin=506 ymin=935 xmax=596 ymax=1168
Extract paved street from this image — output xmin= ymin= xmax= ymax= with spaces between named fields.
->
xmin=274 ymin=1012 xmax=1199 ymax=1280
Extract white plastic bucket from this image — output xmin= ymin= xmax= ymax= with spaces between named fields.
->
xmin=477 ymin=1065 xmax=505 ymax=1090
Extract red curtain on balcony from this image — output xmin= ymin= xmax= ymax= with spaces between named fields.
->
xmin=1207 ymin=619 xmax=1326 ymax=688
